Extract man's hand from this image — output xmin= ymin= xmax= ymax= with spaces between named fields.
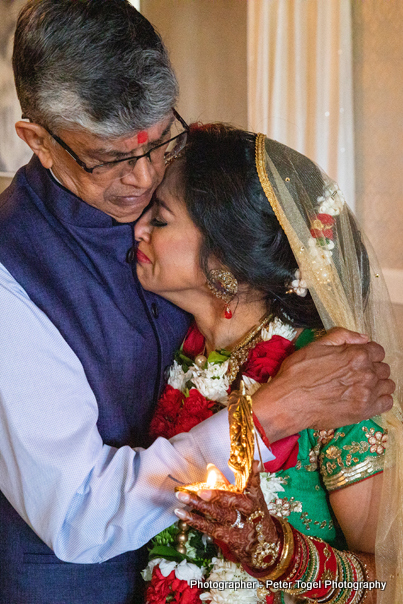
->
xmin=252 ymin=327 xmax=395 ymax=443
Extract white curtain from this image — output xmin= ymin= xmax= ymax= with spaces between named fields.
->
xmin=127 ymin=0 xmax=140 ymax=10
xmin=247 ymin=0 xmax=355 ymax=208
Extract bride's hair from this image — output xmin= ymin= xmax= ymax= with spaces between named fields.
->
xmin=176 ymin=123 xmax=368 ymax=330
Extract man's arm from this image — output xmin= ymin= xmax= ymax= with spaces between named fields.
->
xmin=0 ymin=264 xmax=271 ymax=564
xmin=0 ymin=266 xmax=394 ymax=563
xmin=252 ymin=328 xmax=394 ymax=442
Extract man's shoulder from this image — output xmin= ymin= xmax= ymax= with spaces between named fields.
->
xmin=0 ymin=157 xmax=51 ymax=232
xmin=0 ymin=158 xmax=36 ymax=209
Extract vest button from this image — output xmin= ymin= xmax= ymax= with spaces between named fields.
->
xmin=126 ymin=248 xmax=136 ymax=263
xmin=151 ymin=303 xmax=159 ymax=318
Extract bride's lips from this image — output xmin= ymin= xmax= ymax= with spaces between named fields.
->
xmin=136 ymin=249 xmax=152 ymax=264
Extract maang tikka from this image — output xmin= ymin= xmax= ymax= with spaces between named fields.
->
xmin=207 ymin=269 xmax=238 ymax=319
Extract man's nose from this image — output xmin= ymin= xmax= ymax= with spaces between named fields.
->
xmin=134 ymin=207 xmax=153 ymax=242
xmin=121 ymin=156 xmax=154 ymax=190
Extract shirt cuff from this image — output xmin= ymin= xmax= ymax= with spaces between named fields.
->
xmin=171 ymin=408 xmax=275 ymax=484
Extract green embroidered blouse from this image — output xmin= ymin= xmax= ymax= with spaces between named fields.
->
xmin=262 ymin=421 xmax=386 ymax=553
xmin=262 ymin=330 xmax=387 ymax=552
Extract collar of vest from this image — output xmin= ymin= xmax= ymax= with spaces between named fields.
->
xmin=24 ymin=155 xmax=128 ymax=229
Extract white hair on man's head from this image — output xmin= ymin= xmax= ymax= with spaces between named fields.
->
xmin=13 ymin=0 xmax=178 ymax=136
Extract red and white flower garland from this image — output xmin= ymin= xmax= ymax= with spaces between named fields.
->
xmin=144 ymin=317 xmax=300 ymax=604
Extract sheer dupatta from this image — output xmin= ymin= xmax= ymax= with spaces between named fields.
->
xmin=255 ymin=133 xmax=403 ymax=603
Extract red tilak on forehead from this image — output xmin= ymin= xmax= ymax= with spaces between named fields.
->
xmin=137 ymin=131 xmax=148 ymax=145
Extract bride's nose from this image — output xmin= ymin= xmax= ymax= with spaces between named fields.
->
xmin=135 ymin=208 xmax=153 ymax=243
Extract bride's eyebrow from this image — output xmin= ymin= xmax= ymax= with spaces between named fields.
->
xmin=154 ymin=196 xmax=174 ymax=214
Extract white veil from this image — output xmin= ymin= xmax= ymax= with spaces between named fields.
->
xmin=255 ymin=133 xmax=403 ymax=603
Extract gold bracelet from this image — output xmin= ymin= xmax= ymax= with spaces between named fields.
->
xmin=260 ymin=517 xmax=295 ymax=581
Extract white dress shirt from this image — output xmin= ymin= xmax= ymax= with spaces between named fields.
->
xmin=0 ymin=262 xmax=274 ymax=564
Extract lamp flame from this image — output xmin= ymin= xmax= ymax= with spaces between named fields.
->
xmin=206 ymin=469 xmax=218 ymax=489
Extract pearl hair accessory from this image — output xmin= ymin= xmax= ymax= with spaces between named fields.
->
xmin=287 ymin=269 xmax=308 ymax=297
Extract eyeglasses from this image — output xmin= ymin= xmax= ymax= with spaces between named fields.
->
xmin=28 ymin=109 xmax=188 ymax=182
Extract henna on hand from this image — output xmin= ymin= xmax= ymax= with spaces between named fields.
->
xmin=175 ymin=461 xmax=279 ymax=566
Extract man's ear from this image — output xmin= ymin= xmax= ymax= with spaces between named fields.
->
xmin=15 ymin=121 xmax=54 ymax=169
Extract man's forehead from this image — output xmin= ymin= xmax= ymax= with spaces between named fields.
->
xmin=85 ymin=115 xmax=173 ymax=158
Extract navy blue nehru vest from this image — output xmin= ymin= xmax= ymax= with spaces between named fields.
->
xmin=0 ymin=155 xmax=190 ymax=604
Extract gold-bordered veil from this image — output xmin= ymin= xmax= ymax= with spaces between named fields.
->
xmin=255 ymin=133 xmax=403 ymax=603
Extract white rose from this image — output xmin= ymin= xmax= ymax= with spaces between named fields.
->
xmin=308 ymin=237 xmax=333 ymax=263
xmin=175 ymin=559 xmax=205 ymax=582
xmin=201 ymin=558 xmax=258 ymax=603
xmin=167 ymin=360 xmax=192 ymax=392
xmin=261 ymin=316 xmax=296 ymax=342
xmin=140 ymin=557 xmax=162 ymax=582
xmin=159 ymin=559 xmax=178 ymax=577
xmin=191 ymin=360 xmax=230 ymax=402
xmin=260 ymin=471 xmax=285 ymax=503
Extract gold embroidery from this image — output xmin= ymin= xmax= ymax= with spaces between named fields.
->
xmin=325 ymin=461 xmax=337 ymax=475
xmin=313 ymin=520 xmax=329 ymax=530
xmin=322 ymin=456 xmax=384 ymax=491
xmin=267 ymin=496 xmax=302 ymax=518
xmin=304 ymin=448 xmax=319 ymax=472
xmin=333 ymin=431 xmax=345 ymax=442
xmin=319 ymin=430 xmax=386 ymax=478
xmin=325 ymin=445 xmax=342 ymax=459
xmin=362 ymin=426 xmax=388 ymax=455
xmin=316 ymin=429 xmax=334 ymax=445
xmin=342 ymin=440 xmax=369 ymax=455
xmin=300 ymin=512 xmax=312 ymax=531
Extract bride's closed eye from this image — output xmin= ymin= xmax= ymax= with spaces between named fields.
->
xmin=150 ymin=216 xmax=168 ymax=227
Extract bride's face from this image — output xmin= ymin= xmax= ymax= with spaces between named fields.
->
xmin=134 ymin=164 xmax=207 ymax=305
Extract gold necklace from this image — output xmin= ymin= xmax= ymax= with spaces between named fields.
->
xmin=226 ymin=315 xmax=272 ymax=385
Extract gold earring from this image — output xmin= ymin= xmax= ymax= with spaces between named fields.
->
xmin=207 ymin=269 xmax=238 ymax=319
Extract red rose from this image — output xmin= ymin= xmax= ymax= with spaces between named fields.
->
xmin=186 ymin=389 xmax=214 ymax=419
xmin=182 ymin=323 xmax=205 ymax=358
xmin=150 ymin=386 xmax=184 ymax=440
xmin=145 ymin=567 xmax=173 ymax=603
xmin=243 ymin=336 xmax=294 ymax=383
xmin=174 ymin=581 xmax=203 ymax=603
xmin=310 ymin=227 xmax=334 ymax=240
xmin=317 ymin=213 xmax=335 ymax=226
xmin=171 ymin=578 xmax=203 ymax=603
xmin=146 ymin=568 xmax=202 ymax=604
xmin=173 ymin=390 xmax=214 ymax=435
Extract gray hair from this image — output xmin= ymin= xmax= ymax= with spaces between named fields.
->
xmin=13 ymin=0 xmax=178 ymax=138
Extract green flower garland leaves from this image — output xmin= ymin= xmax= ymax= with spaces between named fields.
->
xmin=207 ymin=349 xmax=231 ymax=365
xmin=148 ymin=523 xmax=219 ymax=571
xmin=174 ymin=349 xmax=193 ymax=373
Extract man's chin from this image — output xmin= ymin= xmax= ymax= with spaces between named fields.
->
xmin=107 ymin=194 xmax=153 ymax=222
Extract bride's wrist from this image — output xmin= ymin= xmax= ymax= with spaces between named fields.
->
xmin=249 ymin=523 xmax=368 ymax=604
xmin=242 ymin=515 xmax=294 ymax=580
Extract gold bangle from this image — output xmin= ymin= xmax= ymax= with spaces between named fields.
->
xmin=260 ymin=517 xmax=295 ymax=581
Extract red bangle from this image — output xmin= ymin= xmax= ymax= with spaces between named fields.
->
xmin=278 ymin=528 xmax=337 ymax=600
xmin=252 ymin=412 xmax=271 ymax=450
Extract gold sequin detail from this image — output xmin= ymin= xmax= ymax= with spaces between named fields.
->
xmin=322 ymin=456 xmax=384 ymax=491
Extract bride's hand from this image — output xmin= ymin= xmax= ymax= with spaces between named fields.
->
xmin=174 ymin=461 xmax=279 ymax=569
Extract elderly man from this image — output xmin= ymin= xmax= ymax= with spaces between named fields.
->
xmin=0 ymin=1 xmax=393 ymax=603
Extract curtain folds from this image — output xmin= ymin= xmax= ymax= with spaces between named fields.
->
xmin=247 ymin=0 xmax=355 ymax=208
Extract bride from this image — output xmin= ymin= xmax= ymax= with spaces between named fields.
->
xmin=135 ymin=124 xmax=402 ymax=603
